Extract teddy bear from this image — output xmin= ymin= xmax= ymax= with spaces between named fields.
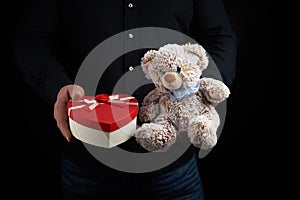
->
xmin=134 ymin=43 xmax=230 ymax=152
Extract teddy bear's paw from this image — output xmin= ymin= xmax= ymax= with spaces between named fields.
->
xmin=135 ymin=123 xmax=176 ymax=152
xmin=206 ymin=85 xmax=230 ymax=103
xmin=200 ymin=78 xmax=230 ymax=104
xmin=188 ymin=116 xmax=217 ymax=149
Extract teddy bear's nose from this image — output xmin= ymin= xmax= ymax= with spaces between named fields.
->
xmin=164 ymin=74 xmax=176 ymax=83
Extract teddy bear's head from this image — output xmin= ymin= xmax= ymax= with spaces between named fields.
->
xmin=141 ymin=43 xmax=208 ymax=96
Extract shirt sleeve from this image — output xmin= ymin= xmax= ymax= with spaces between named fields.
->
xmin=13 ymin=0 xmax=73 ymax=105
xmin=192 ymin=0 xmax=238 ymax=88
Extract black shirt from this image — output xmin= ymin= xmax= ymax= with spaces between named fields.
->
xmin=14 ymin=0 xmax=238 ymax=176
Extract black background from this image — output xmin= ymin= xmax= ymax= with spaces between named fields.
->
xmin=5 ymin=0 xmax=272 ymax=199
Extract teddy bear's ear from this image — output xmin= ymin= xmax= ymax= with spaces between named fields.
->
xmin=184 ymin=43 xmax=209 ymax=70
xmin=141 ymin=50 xmax=156 ymax=79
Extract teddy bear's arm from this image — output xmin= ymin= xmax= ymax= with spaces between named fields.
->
xmin=139 ymin=88 xmax=163 ymax=122
xmin=199 ymin=77 xmax=230 ymax=104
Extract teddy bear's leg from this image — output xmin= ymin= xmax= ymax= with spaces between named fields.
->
xmin=135 ymin=115 xmax=177 ymax=152
xmin=188 ymin=115 xmax=218 ymax=149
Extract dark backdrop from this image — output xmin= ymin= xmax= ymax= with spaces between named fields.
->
xmin=4 ymin=0 xmax=272 ymax=199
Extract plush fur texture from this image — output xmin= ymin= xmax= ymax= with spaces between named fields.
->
xmin=135 ymin=43 xmax=230 ymax=152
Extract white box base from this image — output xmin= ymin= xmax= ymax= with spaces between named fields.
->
xmin=69 ymin=117 xmax=137 ymax=148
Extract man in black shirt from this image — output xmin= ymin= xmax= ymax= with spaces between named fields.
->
xmin=14 ymin=0 xmax=237 ymax=199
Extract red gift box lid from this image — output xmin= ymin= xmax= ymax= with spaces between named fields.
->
xmin=67 ymin=94 xmax=138 ymax=132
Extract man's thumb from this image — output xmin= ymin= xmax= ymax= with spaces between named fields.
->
xmin=69 ymin=85 xmax=85 ymax=100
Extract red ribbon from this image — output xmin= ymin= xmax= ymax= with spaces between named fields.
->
xmin=95 ymin=94 xmax=125 ymax=107
xmin=95 ymin=94 xmax=110 ymax=103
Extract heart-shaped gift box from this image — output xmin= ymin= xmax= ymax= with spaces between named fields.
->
xmin=67 ymin=94 xmax=138 ymax=148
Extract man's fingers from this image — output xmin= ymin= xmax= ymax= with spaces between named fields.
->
xmin=69 ymin=85 xmax=84 ymax=100
xmin=54 ymin=84 xmax=85 ymax=142
xmin=56 ymin=118 xmax=72 ymax=142
xmin=211 ymin=102 xmax=218 ymax=107
xmin=54 ymin=98 xmax=72 ymax=142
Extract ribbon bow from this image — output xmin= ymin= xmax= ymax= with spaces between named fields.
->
xmin=69 ymin=94 xmax=137 ymax=112
xmin=91 ymin=94 xmax=126 ymax=109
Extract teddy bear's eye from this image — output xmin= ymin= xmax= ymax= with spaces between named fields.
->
xmin=176 ymin=67 xmax=181 ymax=73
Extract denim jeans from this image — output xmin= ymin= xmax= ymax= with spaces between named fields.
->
xmin=61 ymin=153 xmax=205 ymax=200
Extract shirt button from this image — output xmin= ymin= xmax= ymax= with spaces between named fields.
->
xmin=128 ymin=33 xmax=134 ymax=39
xmin=128 ymin=3 xmax=133 ymax=8
xmin=129 ymin=66 xmax=134 ymax=71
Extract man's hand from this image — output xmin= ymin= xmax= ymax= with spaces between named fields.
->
xmin=54 ymin=84 xmax=84 ymax=142
xmin=211 ymin=102 xmax=219 ymax=107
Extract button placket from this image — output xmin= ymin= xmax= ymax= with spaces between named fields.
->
xmin=124 ymin=1 xmax=136 ymax=81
